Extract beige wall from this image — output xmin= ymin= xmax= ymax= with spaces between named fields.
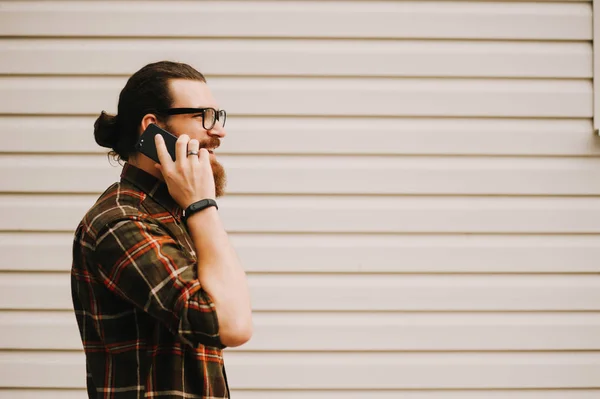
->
xmin=1 ymin=1 xmax=599 ymax=398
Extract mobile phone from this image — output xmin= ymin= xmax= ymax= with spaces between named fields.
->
xmin=135 ymin=123 xmax=178 ymax=163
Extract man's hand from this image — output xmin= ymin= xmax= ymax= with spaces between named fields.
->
xmin=154 ymin=133 xmax=216 ymax=209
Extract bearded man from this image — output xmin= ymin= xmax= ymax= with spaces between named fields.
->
xmin=71 ymin=61 xmax=253 ymax=399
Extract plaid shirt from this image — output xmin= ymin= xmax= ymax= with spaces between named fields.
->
xmin=71 ymin=163 xmax=230 ymax=399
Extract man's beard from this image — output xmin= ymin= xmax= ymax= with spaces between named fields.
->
xmin=211 ymin=157 xmax=227 ymax=198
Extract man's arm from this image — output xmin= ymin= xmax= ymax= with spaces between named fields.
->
xmin=154 ymin=133 xmax=253 ymax=348
xmin=187 ymin=208 xmax=253 ymax=347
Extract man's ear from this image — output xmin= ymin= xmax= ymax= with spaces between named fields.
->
xmin=140 ymin=114 xmax=159 ymax=133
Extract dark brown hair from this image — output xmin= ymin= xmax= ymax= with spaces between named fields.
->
xmin=94 ymin=61 xmax=206 ymax=162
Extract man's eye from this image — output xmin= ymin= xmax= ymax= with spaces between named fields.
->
xmin=193 ymin=114 xmax=204 ymax=118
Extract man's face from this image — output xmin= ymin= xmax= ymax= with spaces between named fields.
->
xmin=161 ymin=79 xmax=227 ymax=197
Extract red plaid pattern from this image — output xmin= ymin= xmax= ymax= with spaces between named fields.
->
xmin=71 ymin=163 xmax=230 ymax=398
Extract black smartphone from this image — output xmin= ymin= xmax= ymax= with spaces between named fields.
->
xmin=135 ymin=123 xmax=178 ymax=163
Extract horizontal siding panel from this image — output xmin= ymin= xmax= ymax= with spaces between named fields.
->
xmin=0 ymin=39 xmax=591 ymax=78
xmin=2 ymin=273 xmax=599 ymax=311
xmin=1 ymin=116 xmax=596 ymax=156
xmin=3 ymin=311 xmax=600 ymax=351
xmin=0 ymin=77 xmax=592 ymax=118
xmin=0 ymin=391 xmax=89 ymax=399
xmin=3 ymin=390 xmax=600 ymax=399
xmin=2 ymin=194 xmax=600 ymax=234
xmin=3 ymin=232 xmax=600 ymax=273
xmin=1 ymin=351 xmax=598 ymax=389
xmin=3 ymin=154 xmax=600 ymax=196
xmin=0 ymin=1 xmax=590 ymax=40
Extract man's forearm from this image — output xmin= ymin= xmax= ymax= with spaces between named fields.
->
xmin=186 ymin=207 xmax=253 ymax=347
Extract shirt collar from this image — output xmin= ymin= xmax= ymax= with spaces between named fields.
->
xmin=120 ymin=163 xmax=182 ymax=219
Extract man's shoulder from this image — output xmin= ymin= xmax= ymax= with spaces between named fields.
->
xmin=78 ymin=181 xmax=147 ymax=241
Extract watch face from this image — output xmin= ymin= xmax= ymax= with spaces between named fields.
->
xmin=193 ymin=200 xmax=208 ymax=210
xmin=184 ymin=200 xmax=216 ymax=221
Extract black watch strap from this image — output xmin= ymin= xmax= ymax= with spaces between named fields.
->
xmin=182 ymin=199 xmax=218 ymax=224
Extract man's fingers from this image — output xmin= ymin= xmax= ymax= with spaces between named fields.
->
xmin=155 ymin=134 xmax=173 ymax=169
xmin=198 ymin=148 xmax=213 ymax=169
xmin=176 ymin=134 xmax=190 ymax=163
xmin=188 ymin=139 xmax=200 ymax=164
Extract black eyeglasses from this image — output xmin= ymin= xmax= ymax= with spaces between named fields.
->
xmin=158 ymin=107 xmax=227 ymax=130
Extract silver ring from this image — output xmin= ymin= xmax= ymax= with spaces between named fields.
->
xmin=187 ymin=150 xmax=199 ymax=157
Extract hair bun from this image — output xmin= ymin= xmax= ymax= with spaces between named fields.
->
xmin=94 ymin=111 xmax=119 ymax=149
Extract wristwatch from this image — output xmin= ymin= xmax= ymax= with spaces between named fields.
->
xmin=182 ymin=199 xmax=218 ymax=225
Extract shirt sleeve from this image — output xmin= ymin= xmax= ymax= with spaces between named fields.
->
xmin=92 ymin=217 xmax=224 ymax=349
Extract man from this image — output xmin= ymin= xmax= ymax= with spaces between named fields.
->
xmin=71 ymin=61 xmax=253 ymax=399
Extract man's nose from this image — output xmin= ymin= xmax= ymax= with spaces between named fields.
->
xmin=208 ymin=122 xmax=226 ymax=138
